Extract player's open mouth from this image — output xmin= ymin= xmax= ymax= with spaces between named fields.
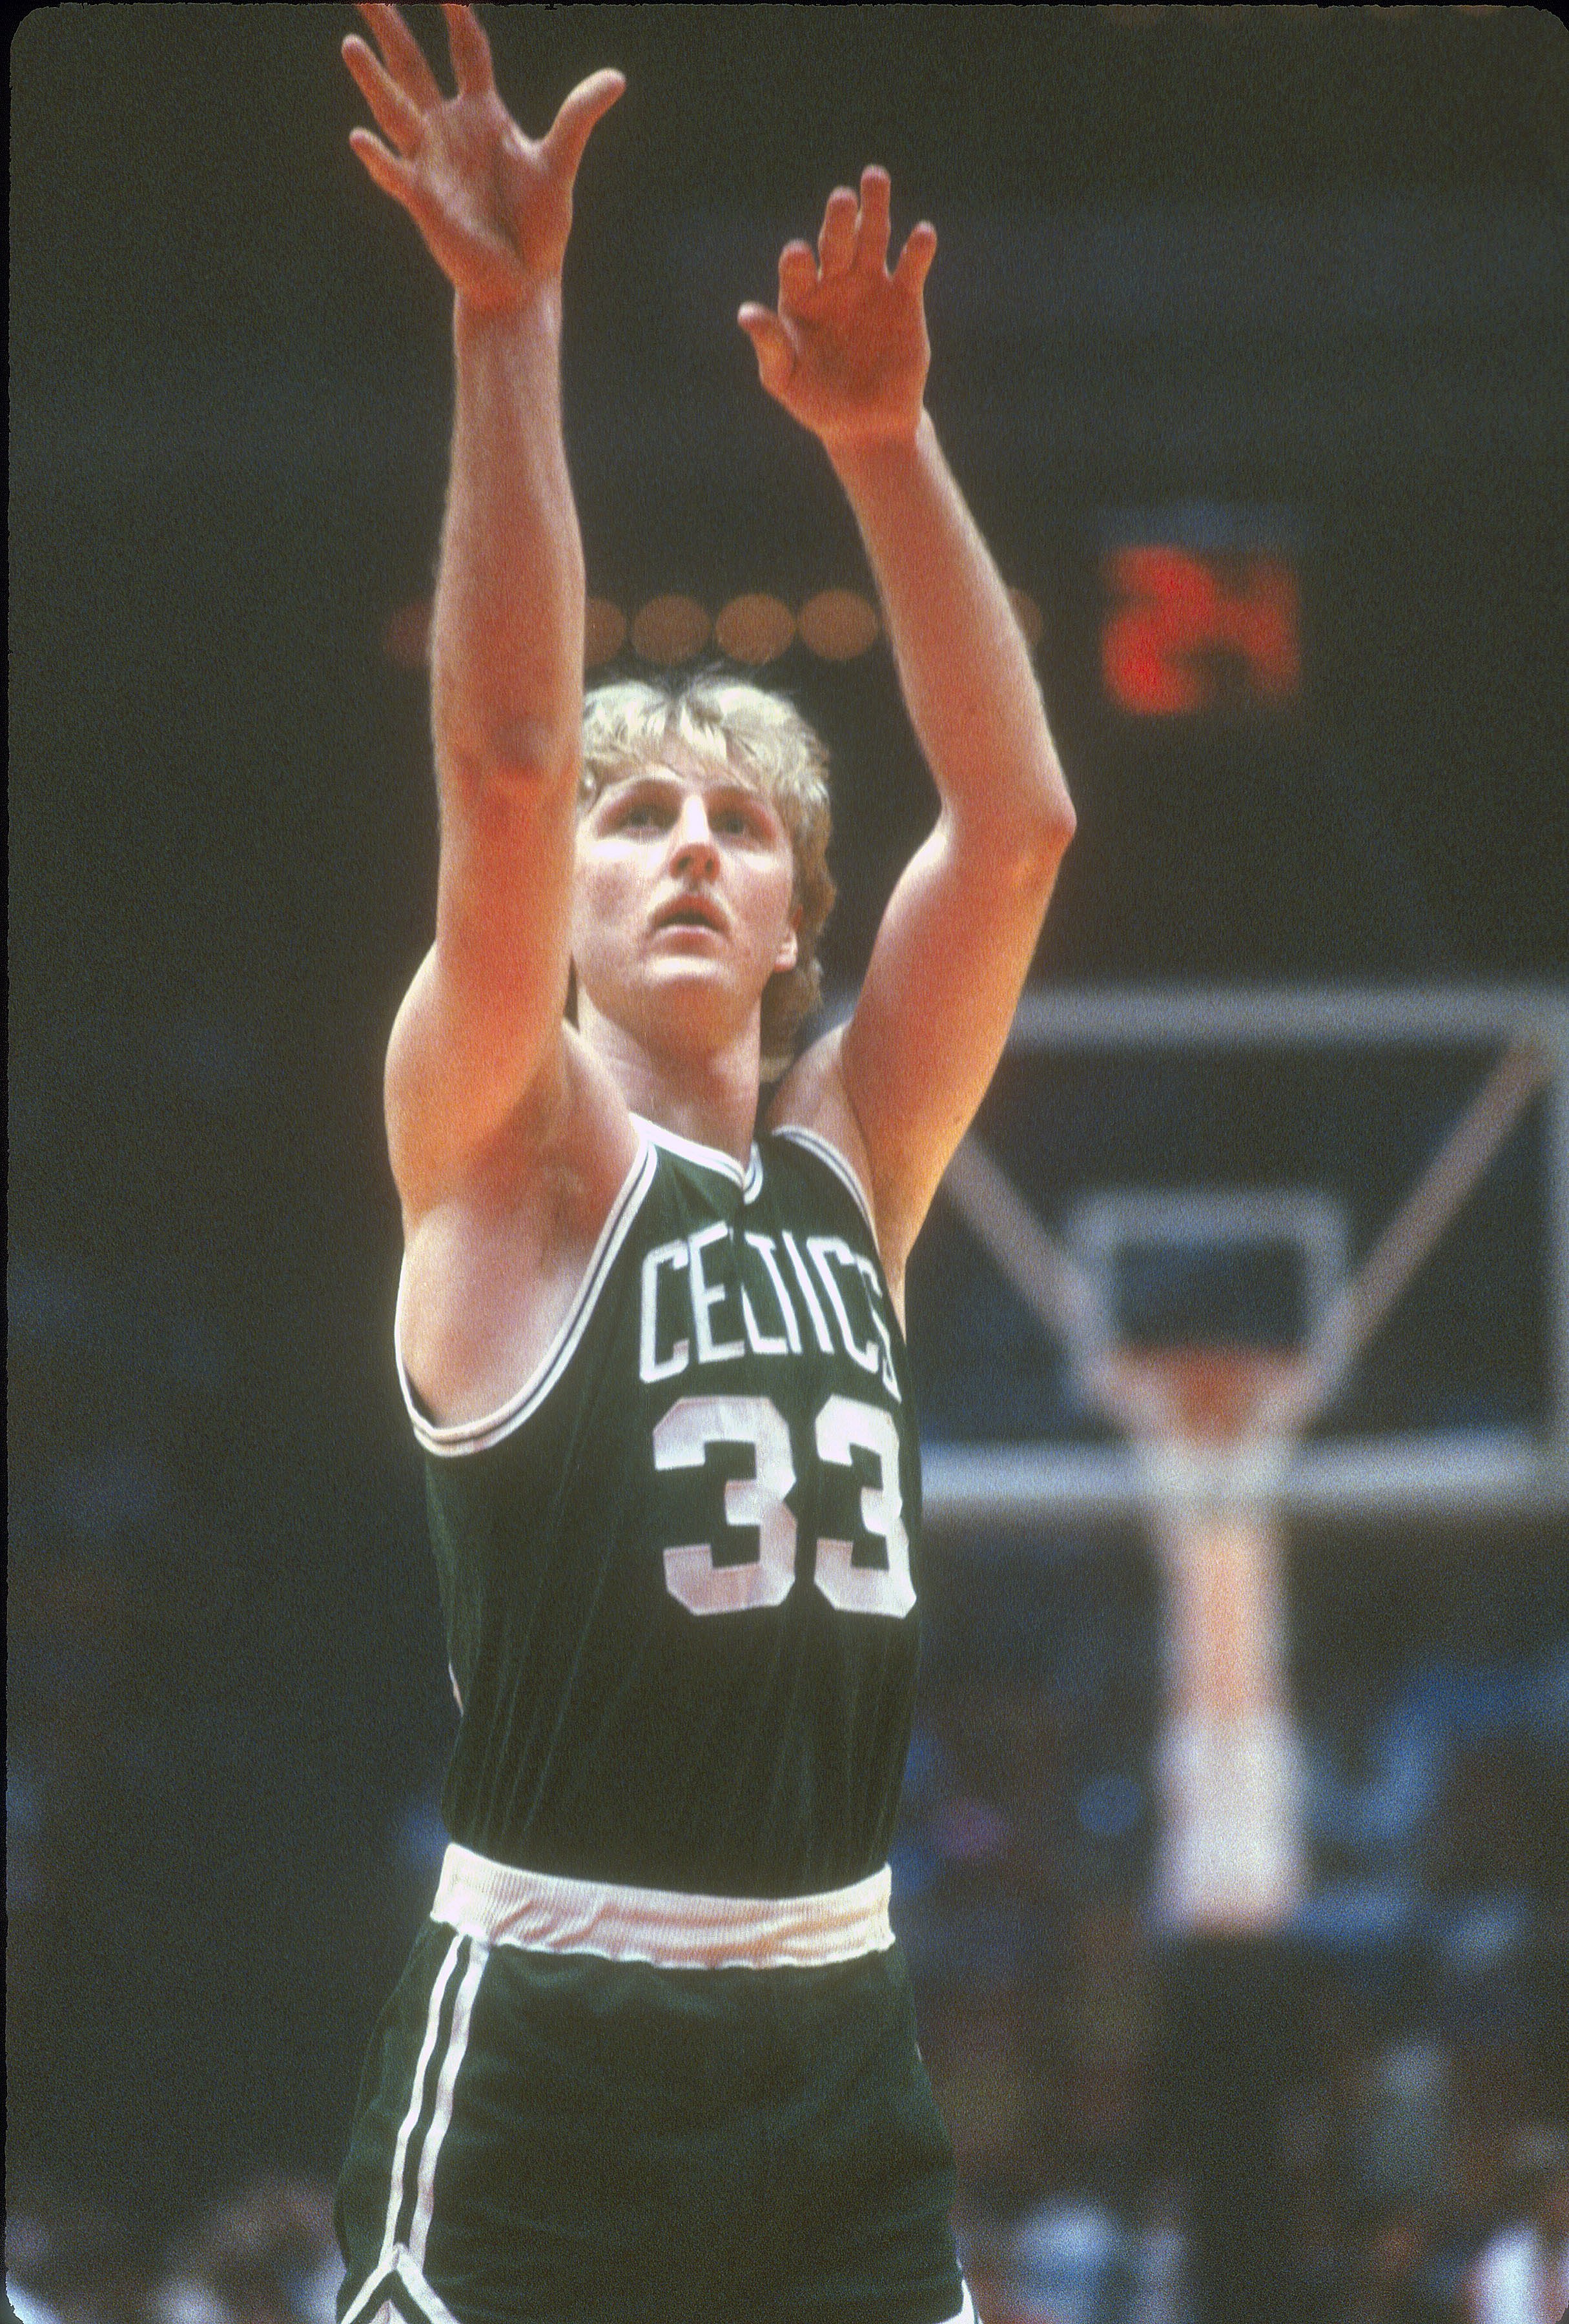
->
xmin=653 ymin=898 xmax=726 ymax=934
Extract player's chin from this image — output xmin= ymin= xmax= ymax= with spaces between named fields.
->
xmin=641 ymin=957 xmax=759 ymax=1039
xmin=642 ymin=940 xmax=741 ymax=987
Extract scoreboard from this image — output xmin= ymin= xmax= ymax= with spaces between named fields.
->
xmin=1100 ymin=542 xmax=1302 ymax=719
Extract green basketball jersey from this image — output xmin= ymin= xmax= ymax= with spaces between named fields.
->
xmin=396 ymin=1118 xmax=924 ymax=1900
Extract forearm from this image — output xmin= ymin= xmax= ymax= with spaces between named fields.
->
xmin=431 ymin=285 xmax=584 ymax=789
xmin=830 ymin=414 xmax=1074 ymax=859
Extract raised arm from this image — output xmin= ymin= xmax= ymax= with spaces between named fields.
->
xmin=343 ymin=5 xmax=623 ymax=1227
xmin=746 ymin=171 xmax=1074 ymax=1288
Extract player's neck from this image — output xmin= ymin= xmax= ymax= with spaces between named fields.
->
xmin=579 ymin=1000 xmax=761 ymax=1164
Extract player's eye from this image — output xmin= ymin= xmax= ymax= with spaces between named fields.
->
xmin=615 ymin=797 xmax=668 ymax=830
xmin=714 ymin=797 xmax=772 ymax=839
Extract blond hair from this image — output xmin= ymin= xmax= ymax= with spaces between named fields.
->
xmin=580 ymin=674 xmax=836 ymax=1078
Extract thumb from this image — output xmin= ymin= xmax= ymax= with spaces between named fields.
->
xmin=738 ymin=305 xmax=795 ymax=398
xmin=544 ymin=68 xmax=626 ymax=183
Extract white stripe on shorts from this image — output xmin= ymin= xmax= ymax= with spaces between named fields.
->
xmin=407 ymin=1938 xmax=489 ymax=2272
xmin=379 ymin=1932 xmax=466 ymax=2262
xmin=431 ymin=1841 xmax=895 ymax=1970
xmin=342 ymin=2247 xmax=463 ymax=2324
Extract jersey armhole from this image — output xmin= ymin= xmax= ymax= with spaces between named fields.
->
xmin=394 ymin=1132 xmax=659 ymax=1459
xmin=768 ymin=1123 xmax=879 ymax=1244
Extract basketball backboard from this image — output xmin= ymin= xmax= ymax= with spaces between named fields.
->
xmin=910 ymin=984 xmax=1568 ymax=1529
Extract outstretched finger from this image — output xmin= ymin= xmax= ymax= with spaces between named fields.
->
xmin=542 ymin=68 xmax=626 ymax=183
xmin=892 ymin=219 xmax=938 ymax=300
xmin=349 ymin=124 xmax=423 ymax=209
xmin=777 ymin=241 xmax=818 ymax=310
xmin=343 ymin=35 xmax=424 ymax=154
xmin=356 ymin=3 xmax=443 ymax=109
xmin=738 ymin=304 xmax=796 ymax=400
xmin=442 ymin=4 xmax=494 ymax=98
xmin=856 ymin=167 xmax=892 ymax=275
xmin=817 ymin=187 xmax=857 ymax=278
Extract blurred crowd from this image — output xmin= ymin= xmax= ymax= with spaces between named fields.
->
xmin=5 ymin=2177 xmax=341 ymax=2324
xmin=5 ymin=2114 xmax=1566 ymax=2324
xmin=947 ymin=2026 xmax=1569 ymax=2324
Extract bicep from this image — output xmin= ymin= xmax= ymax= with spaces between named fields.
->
xmin=836 ymin=807 xmax=1067 ymax=1269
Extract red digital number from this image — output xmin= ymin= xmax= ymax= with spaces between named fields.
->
xmin=1101 ymin=546 xmax=1301 ymax=717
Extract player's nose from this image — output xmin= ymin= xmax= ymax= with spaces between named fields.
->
xmin=669 ymin=795 xmax=718 ymax=870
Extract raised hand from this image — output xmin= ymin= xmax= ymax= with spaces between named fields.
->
xmin=342 ymin=3 xmax=622 ymax=307
xmin=738 ymin=168 xmax=938 ymax=454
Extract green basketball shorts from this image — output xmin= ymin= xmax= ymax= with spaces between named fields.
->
xmin=335 ymin=1849 xmax=970 ymax=2324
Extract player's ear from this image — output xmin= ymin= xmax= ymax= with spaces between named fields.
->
xmin=773 ymin=909 xmax=800 ymax=977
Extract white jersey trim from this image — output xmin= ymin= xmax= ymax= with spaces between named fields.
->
xmin=771 ymin=1123 xmax=878 ymax=1243
xmin=432 ymin=1840 xmax=896 ymax=1970
xmin=395 ymin=1134 xmax=659 ymax=1459
xmin=633 ymin=1112 xmax=763 ymax=1199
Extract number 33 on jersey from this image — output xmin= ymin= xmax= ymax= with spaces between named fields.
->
xmin=611 ymin=1124 xmax=914 ymax=1626
xmin=639 ymin=1131 xmax=915 ymax=1622
xmin=655 ymin=1391 xmax=913 ymax=1620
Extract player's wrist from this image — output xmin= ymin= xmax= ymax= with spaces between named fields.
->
xmin=453 ymin=272 xmax=564 ymax=348
xmin=822 ymin=407 xmax=930 ymax=486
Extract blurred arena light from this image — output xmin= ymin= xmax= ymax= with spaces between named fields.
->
xmin=797 ymin=589 xmax=881 ymax=660
xmin=583 ymin=596 xmax=628 ymax=667
xmin=629 ymin=593 xmax=712 ymax=664
xmin=384 ymin=588 xmax=921 ymax=670
xmin=713 ymin=592 xmax=797 ymax=665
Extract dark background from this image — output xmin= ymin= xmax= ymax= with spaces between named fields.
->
xmin=8 ymin=3 xmax=1568 ymax=2241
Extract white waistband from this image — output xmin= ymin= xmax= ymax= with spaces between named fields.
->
xmin=431 ymin=1841 xmax=895 ymax=1970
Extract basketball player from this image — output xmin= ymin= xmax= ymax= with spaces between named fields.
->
xmin=334 ymin=8 xmax=1075 ymax=2323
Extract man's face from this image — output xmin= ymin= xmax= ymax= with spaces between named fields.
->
xmin=571 ymin=745 xmax=799 ymax=1062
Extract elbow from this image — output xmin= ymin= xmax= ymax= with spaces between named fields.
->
xmin=1041 ymin=791 xmax=1077 ymax=860
xmin=950 ymin=780 xmax=1074 ymax=900
xmin=939 ymin=748 xmax=1074 ymax=892
xmin=1006 ymin=784 xmax=1076 ymax=893
xmin=431 ymin=661 xmax=578 ymax=796
xmin=1030 ymin=748 xmax=1077 ymax=866
xmin=438 ymin=715 xmax=578 ymax=802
